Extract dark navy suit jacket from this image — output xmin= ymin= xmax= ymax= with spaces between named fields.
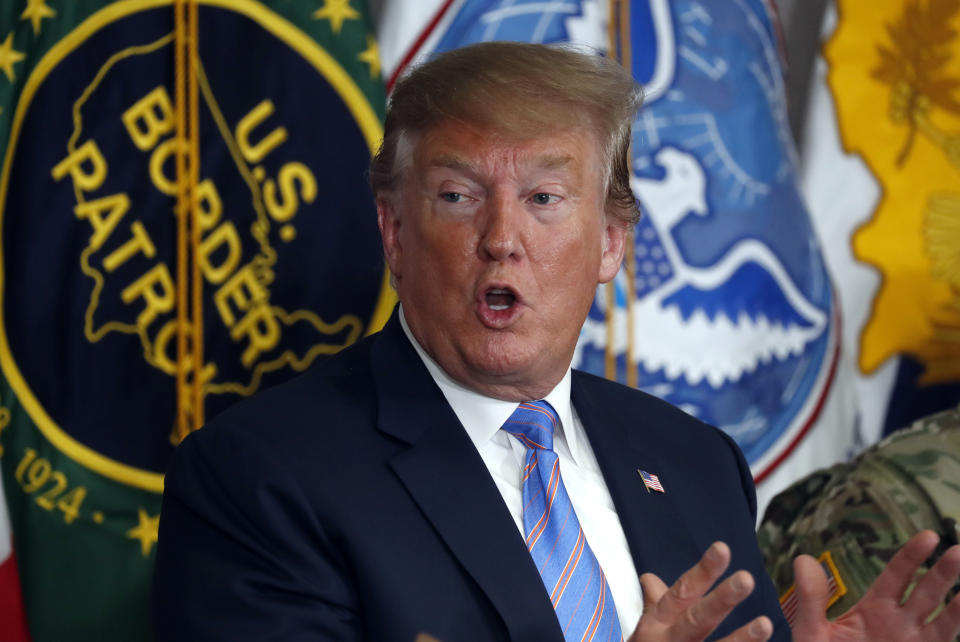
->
xmin=153 ymin=313 xmax=790 ymax=641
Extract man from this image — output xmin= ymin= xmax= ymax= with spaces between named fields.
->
xmin=153 ymin=43 xmax=960 ymax=641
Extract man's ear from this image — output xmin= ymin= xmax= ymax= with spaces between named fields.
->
xmin=377 ymin=194 xmax=402 ymax=279
xmin=598 ymin=217 xmax=628 ymax=283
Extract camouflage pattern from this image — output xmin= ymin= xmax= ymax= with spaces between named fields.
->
xmin=758 ymin=405 xmax=960 ymax=625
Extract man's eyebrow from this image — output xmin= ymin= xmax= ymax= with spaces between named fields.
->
xmin=427 ymin=154 xmax=577 ymax=171
xmin=428 ymin=155 xmax=475 ymax=171
xmin=534 ymin=154 xmax=576 ymax=170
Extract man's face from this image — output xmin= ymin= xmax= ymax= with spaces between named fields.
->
xmin=378 ymin=120 xmax=627 ymax=401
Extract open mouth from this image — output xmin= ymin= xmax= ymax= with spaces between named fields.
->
xmin=477 ymin=285 xmax=523 ymax=328
xmin=485 ymin=288 xmax=516 ymax=311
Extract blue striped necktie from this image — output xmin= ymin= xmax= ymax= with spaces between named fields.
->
xmin=502 ymin=401 xmax=623 ymax=642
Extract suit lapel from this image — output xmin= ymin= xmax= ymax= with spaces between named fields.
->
xmin=571 ymin=372 xmax=701 ymax=585
xmin=371 ymin=315 xmax=563 ymax=641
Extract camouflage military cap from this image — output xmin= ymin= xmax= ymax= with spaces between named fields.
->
xmin=758 ymin=405 xmax=960 ymax=627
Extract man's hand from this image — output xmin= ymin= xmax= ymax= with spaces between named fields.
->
xmin=629 ymin=542 xmax=773 ymax=641
xmin=790 ymin=530 xmax=960 ymax=642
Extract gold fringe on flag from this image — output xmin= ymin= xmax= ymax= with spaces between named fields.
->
xmin=605 ymin=0 xmax=638 ymax=387
xmin=173 ymin=0 xmax=203 ymax=441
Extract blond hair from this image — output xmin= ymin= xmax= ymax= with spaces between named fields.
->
xmin=370 ymin=42 xmax=642 ymax=224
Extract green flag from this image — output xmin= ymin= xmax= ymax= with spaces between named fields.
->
xmin=0 ymin=0 xmax=391 ymax=639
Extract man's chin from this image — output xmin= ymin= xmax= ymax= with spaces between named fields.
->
xmin=458 ymin=344 xmax=566 ymax=395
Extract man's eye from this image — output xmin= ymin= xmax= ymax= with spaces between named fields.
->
xmin=531 ymin=193 xmax=557 ymax=205
xmin=441 ymin=192 xmax=463 ymax=203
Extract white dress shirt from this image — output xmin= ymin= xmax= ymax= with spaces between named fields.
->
xmin=399 ymin=309 xmax=643 ymax=635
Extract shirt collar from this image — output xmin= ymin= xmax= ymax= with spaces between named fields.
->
xmin=398 ymin=306 xmax=579 ymax=460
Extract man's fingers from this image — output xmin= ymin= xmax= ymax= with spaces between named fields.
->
xmin=639 ymin=572 xmax=669 ymax=611
xmin=632 ymin=544 xmax=763 ymax=642
xmin=904 ymin=544 xmax=960 ymax=619
xmin=651 ymin=542 xmax=731 ymax=622
xmin=793 ymin=554 xmax=830 ymax=610
xmin=789 ymin=554 xmax=831 ymax=639
xmin=668 ymin=570 xmax=757 ymax=640
xmin=718 ymin=616 xmax=773 ymax=642
xmin=928 ymin=589 xmax=960 ymax=641
xmin=866 ymin=530 xmax=941 ymax=602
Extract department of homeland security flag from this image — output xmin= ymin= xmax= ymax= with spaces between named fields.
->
xmin=0 ymin=0 xmax=391 ymax=639
xmin=801 ymin=0 xmax=960 ymax=447
xmin=378 ymin=0 xmax=859 ymax=511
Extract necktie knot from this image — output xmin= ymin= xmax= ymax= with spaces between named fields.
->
xmin=502 ymin=401 xmax=558 ymax=451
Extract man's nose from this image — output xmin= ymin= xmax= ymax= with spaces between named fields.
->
xmin=479 ymin=194 xmax=524 ymax=261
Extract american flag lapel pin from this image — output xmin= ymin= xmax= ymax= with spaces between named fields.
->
xmin=638 ymin=469 xmax=664 ymax=493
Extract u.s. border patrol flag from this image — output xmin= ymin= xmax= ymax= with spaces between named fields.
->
xmin=802 ymin=0 xmax=960 ymax=450
xmin=378 ymin=0 xmax=860 ymax=511
xmin=0 ymin=0 xmax=390 ymax=639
